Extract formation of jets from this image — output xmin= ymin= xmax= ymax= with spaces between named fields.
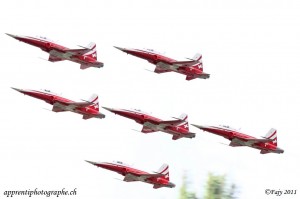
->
xmin=7 ymin=33 xmax=284 ymax=189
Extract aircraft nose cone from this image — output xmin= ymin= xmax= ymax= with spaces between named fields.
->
xmin=191 ymin=124 xmax=205 ymax=129
xmin=102 ymin=106 xmax=114 ymax=112
xmin=5 ymin=33 xmax=18 ymax=39
xmin=11 ymin=87 xmax=23 ymax=93
xmin=85 ymin=160 xmax=98 ymax=165
xmin=113 ymin=46 xmax=125 ymax=51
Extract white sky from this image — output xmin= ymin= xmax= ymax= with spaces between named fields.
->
xmin=1 ymin=0 xmax=300 ymax=198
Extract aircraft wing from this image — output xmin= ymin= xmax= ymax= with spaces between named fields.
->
xmin=124 ymin=172 xmax=164 ymax=182
xmin=123 ymin=174 xmax=138 ymax=182
xmin=154 ymin=66 xmax=171 ymax=74
xmin=245 ymin=138 xmax=273 ymax=144
xmin=64 ymin=48 xmax=92 ymax=56
xmin=57 ymin=101 xmax=94 ymax=108
xmin=141 ymin=126 xmax=157 ymax=133
xmin=52 ymin=105 xmax=67 ymax=112
xmin=155 ymin=119 xmax=185 ymax=126
xmin=52 ymin=101 xmax=95 ymax=113
xmin=229 ymin=141 xmax=245 ymax=147
xmin=48 ymin=55 xmax=64 ymax=62
xmin=170 ymin=60 xmax=198 ymax=66
xmin=129 ymin=172 xmax=164 ymax=179
xmin=158 ymin=59 xmax=199 ymax=67
xmin=231 ymin=137 xmax=272 ymax=146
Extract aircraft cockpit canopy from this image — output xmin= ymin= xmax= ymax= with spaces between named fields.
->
xmin=132 ymin=108 xmax=150 ymax=115
xmin=144 ymin=48 xmax=163 ymax=55
xmin=41 ymin=89 xmax=57 ymax=95
xmin=113 ymin=160 xmax=130 ymax=166
xmin=36 ymin=36 xmax=53 ymax=42
xmin=220 ymin=125 xmax=236 ymax=130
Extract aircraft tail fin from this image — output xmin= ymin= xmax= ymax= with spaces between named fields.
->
xmin=81 ymin=94 xmax=105 ymax=119
xmin=264 ymin=128 xmax=277 ymax=146
xmin=83 ymin=42 xmax=97 ymax=60
xmin=192 ymin=53 xmax=202 ymax=62
xmin=176 ymin=113 xmax=189 ymax=131
xmin=193 ymin=53 xmax=203 ymax=71
xmin=157 ymin=164 xmax=169 ymax=181
xmin=86 ymin=94 xmax=99 ymax=111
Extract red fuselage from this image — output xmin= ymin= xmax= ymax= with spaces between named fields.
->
xmin=195 ymin=125 xmax=283 ymax=153
xmin=103 ymin=108 xmax=189 ymax=136
xmin=7 ymin=34 xmax=99 ymax=66
xmin=86 ymin=161 xmax=174 ymax=188
xmin=116 ymin=47 xmax=205 ymax=77
xmin=13 ymin=88 xmax=99 ymax=117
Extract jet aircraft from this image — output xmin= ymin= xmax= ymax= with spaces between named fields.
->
xmin=6 ymin=33 xmax=103 ymax=70
xmin=102 ymin=107 xmax=195 ymax=140
xmin=85 ymin=160 xmax=175 ymax=189
xmin=114 ymin=46 xmax=209 ymax=80
xmin=192 ymin=124 xmax=284 ymax=154
xmin=12 ymin=87 xmax=105 ymax=120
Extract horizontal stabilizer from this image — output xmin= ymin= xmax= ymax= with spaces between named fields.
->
xmin=186 ymin=73 xmax=210 ymax=80
xmin=186 ymin=132 xmax=196 ymax=138
xmin=153 ymin=185 xmax=163 ymax=189
xmin=260 ymin=150 xmax=270 ymax=154
xmin=172 ymin=135 xmax=182 ymax=140
xmin=80 ymin=64 xmax=91 ymax=70
xmin=82 ymin=115 xmax=93 ymax=120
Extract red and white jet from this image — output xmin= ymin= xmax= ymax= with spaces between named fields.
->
xmin=102 ymin=107 xmax=195 ymax=140
xmin=192 ymin=124 xmax=284 ymax=154
xmin=114 ymin=47 xmax=209 ymax=80
xmin=85 ymin=160 xmax=175 ymax=189
xmin=6 ymin=33 xmax=103 ymax=70
xmin=12 ymin=87 xmax=105 ymax=120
